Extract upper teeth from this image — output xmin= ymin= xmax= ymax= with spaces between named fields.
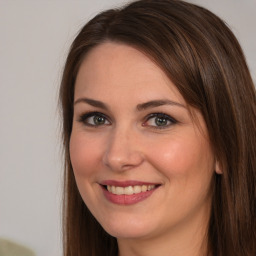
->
xmin=107 ymin=185 xmax=156 ymax=195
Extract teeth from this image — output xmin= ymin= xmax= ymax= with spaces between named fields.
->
xmin=124 ymin=186 xmax=134 ymax=195
xmin=134 ymin=185 xmax=142 ymax=194
xmin=115 ymin=186 xmax=124 ymax=195
xmin=106 ymin=185 xmax=156 ymax=195
xmin=142 ymin=185 xmax=147 ymax=192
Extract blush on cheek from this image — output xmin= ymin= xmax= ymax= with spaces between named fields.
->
xmin=149 ymin=132 xmax=212 ymax=178
xmin=69 ymin=134 xmax=102 ymax=177
xmin=151 ymin=142 xmax=196 ymax=174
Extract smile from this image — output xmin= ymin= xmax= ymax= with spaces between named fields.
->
xmin=107 ymin=185 xmax=156 ymax=195
xmin=100 ymin=181 xmax=160 ymax=205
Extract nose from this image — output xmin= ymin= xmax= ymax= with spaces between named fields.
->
xmin=102 ymin=127 xmax=144 ymax=172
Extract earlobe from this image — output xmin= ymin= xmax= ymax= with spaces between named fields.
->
xmin=215 ymin=161 xmax=222 ymax=174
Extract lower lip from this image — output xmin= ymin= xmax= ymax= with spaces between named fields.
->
xmin=102 ymin=186 xmax=158 ymax=205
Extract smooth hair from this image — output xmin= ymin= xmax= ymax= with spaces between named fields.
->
xmin=59 ymin=0 xmax=256 ymax=255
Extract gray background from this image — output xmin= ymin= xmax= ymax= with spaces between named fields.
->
xmin=0 ymin=1 xmax=255 ymax=256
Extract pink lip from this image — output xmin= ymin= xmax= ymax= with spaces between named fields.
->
xmin=100 ymin=180 xmax=160 ymax=205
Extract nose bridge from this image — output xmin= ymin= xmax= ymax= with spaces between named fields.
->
xmin=103 ymin=124 xmax=143 ymax=171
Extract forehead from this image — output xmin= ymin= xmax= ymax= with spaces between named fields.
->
xmin=74 ymin=42 xmax=185 ymax=105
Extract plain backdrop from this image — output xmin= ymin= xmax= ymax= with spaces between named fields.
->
xmin=0 ymin=1 xmax=255 ymax=256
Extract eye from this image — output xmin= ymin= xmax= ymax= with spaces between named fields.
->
xmin=79 ymin=112 xmax=110 ymax=127
xmin=143 ymin=113 xmax=177 ymax=129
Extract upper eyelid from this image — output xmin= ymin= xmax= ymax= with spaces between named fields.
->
xmin=79 ymin=111 xmax=108 ymax=118
xmin=78 ymin=111 xmax=111 ymax=123
xmin=145 ymin=112 xmax=177 ymax=121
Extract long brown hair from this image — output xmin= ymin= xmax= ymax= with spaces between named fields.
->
xmin=59 ymin=0 xmax=256 ymax=255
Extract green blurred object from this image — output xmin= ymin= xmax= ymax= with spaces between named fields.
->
xmin=0 ymin=238 xmax=35 ymax=256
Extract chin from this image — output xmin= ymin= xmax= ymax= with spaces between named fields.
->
xmin=99 ymin=215 xmax=157 ymax=239
xmin=105 ymin=227 xmax=152 ymax=240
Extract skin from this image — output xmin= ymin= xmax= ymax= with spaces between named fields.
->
xmin=70 ymin=42 xmax=216 ymax=256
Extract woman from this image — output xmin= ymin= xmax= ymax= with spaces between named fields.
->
xmin=59 ymin=0 xmax=256 ymax=255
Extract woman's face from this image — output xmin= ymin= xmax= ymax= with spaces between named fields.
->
xmin=70 ymin=42 xmax=215 ymax=241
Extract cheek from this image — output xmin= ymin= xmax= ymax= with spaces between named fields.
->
xmin=69 ymin=132 xmax=102 ymax=178
xmin=147 ymin=131 xmax=214 ymax=180
xmin=147 ymin=132 xmax=215 ymax=219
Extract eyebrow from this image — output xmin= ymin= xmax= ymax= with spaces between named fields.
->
xmin=137 ymin=99 xmax=186 ymax=111
xmin=74 ymin=98 xmax=108 ymax=110
xmin=74 ymin=97 xmax=186 ymax=111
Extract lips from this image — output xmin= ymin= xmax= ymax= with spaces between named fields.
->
xmin=100 ymin=180 xmax=160 ymax=205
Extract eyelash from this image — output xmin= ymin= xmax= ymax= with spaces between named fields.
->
xmin=78 ymin=112 xmax=110 ymax=127
xmin=78 ymin=111 xmax=177 ymax=129
xmin=143 ymin=113 xmax=177 ymax=129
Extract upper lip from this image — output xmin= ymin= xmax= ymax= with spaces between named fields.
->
xmin=100 ymin=180 xmax=160 ymax=187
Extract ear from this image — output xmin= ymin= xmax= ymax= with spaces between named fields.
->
xmin=215 ymin=160 xmax=222 ymax=174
